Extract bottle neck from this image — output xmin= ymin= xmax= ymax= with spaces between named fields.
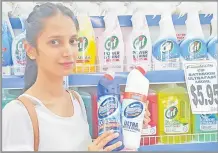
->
xmin=104 ymin=11 xmax=118 ymax=30
xmin=132 ymin=11 xmax=148 ymax=30
xmin=211 ymin=16 xmax=217 ymax=37
xmin=159 ymin=15 xmax=176 ymax=38
xmin=186 ymin=11 xmax=204 ymax=38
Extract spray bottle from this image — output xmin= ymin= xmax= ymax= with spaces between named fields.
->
xmin=191 ymin=3 xmax=218 ymax=142
xmin=178 ymin=2 xmax=208 ymax=63
xmin=98 ymin=2 xmax=125 ymax=72
xmin=11 ymin=3 xmax=35 ymax=76
xmin=72 ymin=2 xmax=98 ymax=73
xmin=125 ymin=2 xmax=155 ymax=72
xmin=152 ymin=3 xmax=181 ymax=71
xmin=2 ymin=2 xmax=14 ymax=75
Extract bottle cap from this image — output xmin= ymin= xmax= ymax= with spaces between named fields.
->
xmin=104 ymin=71 xmax=115 ymax=80
xmin=136 ymin=66 xmax=146 ymax=75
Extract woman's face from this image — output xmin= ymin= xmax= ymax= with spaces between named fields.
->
xmin=35 ymin=13 xmax=78 ymax=76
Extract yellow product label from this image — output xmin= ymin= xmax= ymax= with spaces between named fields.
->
xmin=73 ymin=16 xmax=97 ymax=73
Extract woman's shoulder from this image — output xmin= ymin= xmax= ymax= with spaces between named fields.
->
xmin=3 ymin=100 xmax=30 ymax=121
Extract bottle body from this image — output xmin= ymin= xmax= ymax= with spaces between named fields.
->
xmin=207 ymin=37 xmax=217 ymax=60
xmin=158 ymin=86 xmax=192 ymax=144
xmin=97 ymin=76 xmax=124 ymax=151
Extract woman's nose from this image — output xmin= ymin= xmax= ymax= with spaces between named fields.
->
xmin=63 ymin=44 xmax=74 ymax=57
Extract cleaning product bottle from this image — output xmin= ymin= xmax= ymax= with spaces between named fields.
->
xmin=78 ymin=91 xmax=93 ymax=138
xmin=122 ymin=66 xmax=149 ymax=150
xmin=158 ymin=84 xmax=192 ymax=144
xmin=97 ymin=71 xmax=124 ymax=151
xmin=2 ymin=89 xmax=22 ymax=109
xmin=152 ymin=3 xmax=181 ymax=71
xmin=125 ymin=3 xmax=154 ymax=72
xmin=98 ymin=3 xmax=125 ymax=72
xmin=2 ymin=14 xmax=13 ymax=75
xmin=73 ymin=2 xmax=98 ymax=73
xmin=206 ymin=4 xmax=217 ymax=60
xmin=178 ymin=2 xmax=208 ymax=64
xmin=141 ymin=89 xmax=158 ymax=145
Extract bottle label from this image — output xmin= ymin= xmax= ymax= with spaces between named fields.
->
xmin=200 ymin=114 xmax=218 ymax=131
xmin=132 ymin=35 xmax=148 ymax=62
xmin=141 ymin=125 xmax=157 ymax=136
xmin=208 ymin=38 xmax=218 ymax=59
xmin=180 ymin=39 xmax=208 ymax=61
xmin=98 ymin=95 xmax=121 ymax=135
xmin=122 ymin=99 xmax=145 ymax=133
xmin=164 ymin=105 xmax=189 ymax=134
xmin=102 ymin=35 xmax=123 ymax=72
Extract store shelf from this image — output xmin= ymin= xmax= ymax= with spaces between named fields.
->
xmin=139 ymin=142 xmax=218 ymax=151
xmin=2 ymin=70 xmax=185 ymax=88
xmin=9 ymin=14 xmax=212 ymax=29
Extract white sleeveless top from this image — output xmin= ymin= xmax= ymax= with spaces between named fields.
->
xmin=2 ymin=91 xmax=92 ymax=151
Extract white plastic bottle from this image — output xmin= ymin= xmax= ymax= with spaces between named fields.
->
xmin=125 ymin=3 xmax=153 ymax=72
xmin=122 ymin=66 xmax=150 ymax=150
xmin=98 ymin=4 xmax=125 ymax=72
xmin=152 ymin=3 xmax=181 ymax=70
xmin=178 ymin=2 xmax=208 ymax=65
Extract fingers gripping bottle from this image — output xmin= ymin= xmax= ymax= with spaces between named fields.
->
xmin=97 ymin=71 xmax=124 ymax=151
xmin=122 ymin=66 xmax=150 ymax=150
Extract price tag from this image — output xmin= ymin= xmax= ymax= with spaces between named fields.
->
xmin=183 ymin=61 xmax=218 ymax=114
xmin=63 ymin=76 xmax=69 ymax=89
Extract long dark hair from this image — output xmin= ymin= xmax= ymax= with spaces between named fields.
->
xmin=23 ymin=2 xmax=79 ymax=92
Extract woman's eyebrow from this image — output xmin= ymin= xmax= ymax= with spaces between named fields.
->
xmin=48 ymin=34 xmax=78 ymax=39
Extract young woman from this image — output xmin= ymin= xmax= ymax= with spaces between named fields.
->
xmin=2 ymin=3 xmax=150 ymax=151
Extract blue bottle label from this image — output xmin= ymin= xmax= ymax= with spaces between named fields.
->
xmin=98 ymin=95 xmax=121 ymax=135
xmin=200 ymin=114 xmax=218 ymax=131
xmin=180 ymin=39 xmax=207 ymax=61
xmin=208 ymin=37 xmax=217 ymax=59
xmin=153 ymin=38 xmax=180 ymax=62
xmin=122 ymin=100 xmax=144 ymax=133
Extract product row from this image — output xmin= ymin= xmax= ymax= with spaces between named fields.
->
xmin=3 ymin=84 xmax=218 ymax=145
xmin=2 ymin=3 xmax=217 ymax=76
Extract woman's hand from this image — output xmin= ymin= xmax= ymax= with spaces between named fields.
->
xmin=143 ymin=101 xmax=151 ymax=128
xmin=88 ymin=130 xmax=123 ymax=151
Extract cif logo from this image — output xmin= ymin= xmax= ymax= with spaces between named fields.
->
xmin=133 ymin=35 xmax=147 ymax=50
xmin=16 ymin=38 xmax=26 ymax=65
xmin=78 ymin=37 xmax=88 ymax=52
xmin=160 ymin=41 xmax=173 ymax=53
xmin=98 ymin=97 xmax=118 ymax=119
xmin=124 ymin=102 xmax=143 ymax=119
xmin=105 ymin=36 xmax=119 ymax=51
xmin=165 ymin=106 xmax=178 ymax=119
xmin=189 ymin=41 xmax=201 ymax=53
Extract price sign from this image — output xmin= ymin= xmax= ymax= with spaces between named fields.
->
xmin=183 ymin=61 xmax=218 ymax=114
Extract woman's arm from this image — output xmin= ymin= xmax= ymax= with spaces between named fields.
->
xmin=2 ymin=100 xmax=34 ymax=151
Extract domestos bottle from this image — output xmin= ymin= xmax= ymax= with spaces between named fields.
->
xmin=158 ymin=84 xmax=192 ymax=144
xmin=122 ymin=66 xmax=149 ymax=150
xmin=97 ymin=71 xmax=124 ymax=151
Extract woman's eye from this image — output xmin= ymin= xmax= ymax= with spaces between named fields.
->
xmin=50 ymin=40 xmax=59 ymax=45
xmin=70 ymin=39 xmax=79 ymax=45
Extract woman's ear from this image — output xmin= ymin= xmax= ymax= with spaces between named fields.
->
xmin=23 ymin=40 xmax=37 ymax=60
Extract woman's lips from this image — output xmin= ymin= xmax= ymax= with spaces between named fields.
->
xmin=60 ymin=62 xmax=74 ymax=68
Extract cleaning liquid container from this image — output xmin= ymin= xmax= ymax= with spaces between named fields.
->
xmin=122 ymin=66 xmax=149 ymax=150
xmin=125 ymin=2 xmax=154 ymax=72
xmin=73 ymin=2 xmax=98 ymax=73
xmin=92 ymin=93 xmax=98 ymax=139
xmin=78 ymin=91 xmax=93 ymax=138
xmin=11 ymin=18 xmax=26 ymax=76
xmin=152 ymin=3 xmax=181 ymax=71
xmin=2 ymin=89 xmax=22 ymax=109
xmin=97 ymin=71 xmax=124 ymax=151
xmin=192 ymin=114 xmax=218 ymax=142
xmin=98 ymin=3 xmax=125 ymax=72
xmin=178 ymin=2 xmax=208 ymax=65
xmin=2 ymin=3 xmax=14 ymax=75
xmin=158 ymin=84 xmax=192 ymax=144
xmin=140 ymin=89 xmax=158 ymax=145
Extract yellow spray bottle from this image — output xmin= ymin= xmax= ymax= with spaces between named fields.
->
xmin=73 ymin=2 xmax=98 ymax=73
